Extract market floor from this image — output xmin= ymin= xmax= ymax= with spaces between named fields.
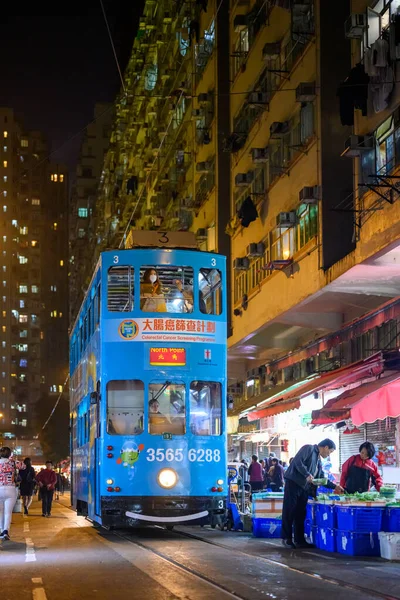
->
xmin=1 ymin=497 xmax=400 ymax=600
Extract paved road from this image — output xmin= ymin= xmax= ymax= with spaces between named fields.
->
xmin=1 ymin=497 xmax=400 ymax=600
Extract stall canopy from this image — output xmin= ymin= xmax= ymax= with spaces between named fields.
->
xmin=247 ymin=353 xmax=384 ymax=422
xmin=312 ymin=372 xmax=400 ymax=426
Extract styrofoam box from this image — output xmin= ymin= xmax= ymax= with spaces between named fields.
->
xmin=379 ymin=532 xmax=400 ymax=561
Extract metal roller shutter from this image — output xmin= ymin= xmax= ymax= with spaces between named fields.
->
xmin=365 ymin=418 xmax=397 ymax=448
xmin=339 ymin=426 xmax=366 ymax=466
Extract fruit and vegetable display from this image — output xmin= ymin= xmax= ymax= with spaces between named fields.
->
xmin=317 ymin=490 xmax=394 ymax=503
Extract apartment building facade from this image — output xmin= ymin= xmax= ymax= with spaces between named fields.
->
xmin=69 ymin=103 xmax=113 ymax=324
xmin=0 ymin=108 xmax=68 ymax=436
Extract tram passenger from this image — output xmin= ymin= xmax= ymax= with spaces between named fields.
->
xmin=149 ymin=391 xmax=185 ymax=435
xmin=140 ymin=269 xmax=167 ymax=312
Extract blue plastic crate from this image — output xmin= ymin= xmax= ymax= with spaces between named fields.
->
xmin=304 ymin=519 xmax=312 ymax=538
xmin=252 ymin=517 xmax=282 ymax=538
xmin=383 ymin=508 xmax=400 ymax=532
xmin=336 ymin=506 xmax=383 ymax=533
xmin=316 ymin=504 xmax=336 ymax=529
xmin=317 ymin=528 xmax=337 ymax=552
xmin=310 ymin=525 xmax=318 ymax=546
xmin=306 ymin=502 xmax=317 ymax=525
xmin=336 ymin=530 xmax=380 ymax=557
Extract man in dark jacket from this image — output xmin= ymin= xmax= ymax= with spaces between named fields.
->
xmin=281 ymin=439 xmax=343 ymax=549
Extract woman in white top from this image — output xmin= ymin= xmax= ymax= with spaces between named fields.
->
xmin=0 ymin=446 xmax=25 ymax=540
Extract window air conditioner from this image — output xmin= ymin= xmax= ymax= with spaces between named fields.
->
xmin=251 ymin=148 xmax=269 ymax=163
xmin=234 ymin=14 xmax=247 ymax=32
xmin=246 ymin=242 xmax=265 ymax=257
xmin=270 ymin=121 xmax=289 ymax=137
xmin=196 ymin=228 xmax=207 ymax=239
xmin=342 ymin=134 xmax=373 ymax=158
xmin=299 ymin=185 xmax=320 ymax=204
xmin=262 ymin=42 xmax=281 ymax=60
xmin=247 ymin=92 xmax=269 ymax=107
xmin=295 ymin=82 xmax=316 ymax=103
xmin=276 ymin=211 xmax=296 ymax=227
xmin=235 ymin=171 xmax=254 ymax=186
xmin=198 ymin=93 xmax=210 ymax=103
xmin=344 ymin=14 xmax=366 ymax=39
xmin=196 ymin=161 xmax=212 ymax=172
xmin=233 ymin=257 xmax=250 ymax=270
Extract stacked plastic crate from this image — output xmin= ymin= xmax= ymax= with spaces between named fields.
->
xmin=335 ymin=505 xmax=384 ymax=556
xmin=252 ymin=492 xmax=284 ymax=538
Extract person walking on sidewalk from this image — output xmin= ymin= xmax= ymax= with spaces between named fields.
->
xmin=0 ymin=446 xmax=26 ymax=540
xmin=19 ymin=457 xmax=36 ymax=515
xmin=281 ymin=439 xmax=343 ymax=549
xmin=36 ymin=461 xmax=57 ymax=517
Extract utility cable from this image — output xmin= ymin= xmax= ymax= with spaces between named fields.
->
xmin=99 ymin=0 xmax=126 ymax=94
xmin=41 ymin=374 xmax=70 ymax=431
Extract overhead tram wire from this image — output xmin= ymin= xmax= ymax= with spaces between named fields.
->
xmin=118 ymin=0 xmax=225 ymax=248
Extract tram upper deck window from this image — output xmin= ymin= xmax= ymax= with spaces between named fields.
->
xmin=107 ymin=380 xmax=144 ymax=435
xmin=149 ymin=382 xmax=185 ymax=435
xmin=199 ymin=269 xmax=222 ymax=315
xmin=190 ymin=381 xmax=222 ymax=435
xmin=140 ymin=266 xmax=193 ymax=313
xmin=107 ymin=266 xmax=134 ymax=312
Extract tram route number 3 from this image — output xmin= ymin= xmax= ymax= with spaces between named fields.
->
xmin=146 ymin=448 xmax=221 ymax=462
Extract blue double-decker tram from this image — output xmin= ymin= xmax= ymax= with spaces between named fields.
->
xmin=69 ymin=232 xmax=227 ymax=528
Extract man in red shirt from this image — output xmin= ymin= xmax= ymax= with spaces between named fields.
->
xmin=340 ymin=442 xmax=383 ymax=493
xmin=36 ymin=461 xmax=58 ymax=517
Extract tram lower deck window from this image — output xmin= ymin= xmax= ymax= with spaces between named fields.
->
xmin=140 ymin=266 xmax=193 ymax=313
xmin=149 ymin=382 xmax=185 ymax=435
xmin=107 ymin=380 xmax=144 ymax=435
xmin=190 ymin=381 xmax=222 ymax=435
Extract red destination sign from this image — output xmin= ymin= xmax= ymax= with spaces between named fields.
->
xmin=150 ymin=347 xmax=186 ymax=366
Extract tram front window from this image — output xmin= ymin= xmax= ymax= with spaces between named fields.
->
xmin=107 ymin=380 xmax=144 ymax=435
xmin=190 ymin=381 xmax=222 ymax=435
xmin=199 ymin=268 xmax=222 ymax=315
xmin=140 ymin=266 xmax=193 ymax=313
xmin=149 ymin=382 xmax=186 ymax=435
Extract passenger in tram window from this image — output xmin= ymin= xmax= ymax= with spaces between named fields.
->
xmin=140 ymin=268 xmax=167 ymax=312
xmin=174 ymin=278 xmax=193 ymax=313
xmin=149 ymin=399 xmax=163 ymax=415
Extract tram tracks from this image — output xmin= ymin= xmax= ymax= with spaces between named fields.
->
xmin=170 ymin=527 xmax=400 ymax=600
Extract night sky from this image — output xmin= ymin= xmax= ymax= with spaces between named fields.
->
xmin=0 ymin=1 xmax=144 ymax=172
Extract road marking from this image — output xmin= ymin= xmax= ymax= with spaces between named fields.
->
xmin=25 ymin=537 xmax=36 ymax=563
xmin=32 ymin=578 xmax=43 ymax=584
xmin=32 ymin=588 xmax=47 ymax=600
xmin=24 ymin=522 xmax=30 ymax=533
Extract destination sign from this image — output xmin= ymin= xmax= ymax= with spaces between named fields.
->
xmin=149 ymin=347 xmax=186 ymax=366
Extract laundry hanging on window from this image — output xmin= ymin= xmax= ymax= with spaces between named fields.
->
xmin=237 ymin=196 xmax=258 ymax=228
xmin=337 ymin=63 xmax=370 ymax=126
xmin=364 ymin=38 xmax=393 ymax=114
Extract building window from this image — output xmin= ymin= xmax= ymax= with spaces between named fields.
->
xmin=31 ymin=285 xmax=39 ymax=294
xmin=2 ymin=236 xmax=6 ymax=243
xmin=1 ymin=326 xmax=5 ymax=333
xmin=19 ymin=300 xmax=24 ymax=308
xmin=3 ymin=132 xmax=7 ymax=139
xmin=78 ymin=208 xmax=88 ymax=218
xmin=2 ymin=281 xmax=6 ymax=288
xmin=21 ymin=139 xmax=28 ymax=148
xmin=60 ymin=260 xmax=64 ymax=266
xmin=2 ymin=297 xmax=5 ymax=303
xmin=3 ymin=161 xmax=7 ymax=168
xmin=18 ymin=256 xmax=28 ymax=264
xmin=31 ymin=240 xmax=38 ymax=247
xmin=2 ymin=311 xmax=5 ymax=318
xmin=2 ymin=206 xmax=6 ymax=213
xmin=3 ymin=146 xmax=7 ymax=153
xmin=31 ymin=314 xmax=38 ymax=324
xmin=3 ymin=176 xmax=6 ymax=183
xmin=3 ymin=191 xmax=6 ymax=197
xmin=60 ymin=174 xmax=64 ymax=182
xmin=20 ymin=227 xmax=28 ymax=235
xmin=51 ymin=174 xmax=58 ymax=182
xmin=19 ymin=331 xmax=27 ymax=338
xmin=58 ymin=385 xmax=63 ymax=393
xmin=2 ymin=267 xmax=5 ymax=273
xmin=19 ymin=359 xmax=27 ymax=367
xmin=19 ymin=285 xmax=28 ymax=294
xmin=50 ymin=285 xmax=57 ymax=292
xmin=2 ymin=342 xmax=5 ymax=348
xmin=32 ymin=198 xmax=40 ymax=206
xmin=19 ymin=315 xmax=28 ymax=323
xmin=78 ymin=228 xmax=85 ymax=238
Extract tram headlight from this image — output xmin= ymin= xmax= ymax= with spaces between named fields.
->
xmin=217 ymin=479 xmax=224 ymax=486
xmin=106 ymin=478 xmax=113 ymax=485
xmin=157 ymin=468 xmax=178 ymax=489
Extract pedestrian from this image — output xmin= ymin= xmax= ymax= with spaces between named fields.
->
xmin=0 ymin=446 xmax=26 ymax=540
xmin=340 ymin=441 xmax=383 ymax=493
xmin=247 ymin=454 xmax=264 ymax=493
xmin=268 ymin=457 xmax=284 ymax=492
xmin=281 ymin=439 xmax=343 ymax=549
xmin=36 ymin=461 xmax=57 ymax=517
xmin=19 ymin=457 xmax=36 ymax=515
xmin=55 ymin=472 xmax=62 ymax=500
